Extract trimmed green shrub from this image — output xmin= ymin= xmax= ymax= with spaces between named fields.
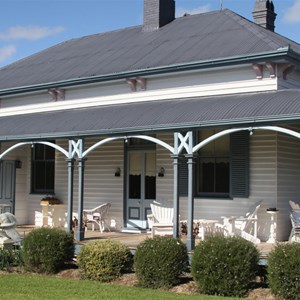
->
xmin=77 ymin=240 xmax=133 ymax=282
xmin=0 ymin=247 xmax=23 ymax=270
xmin=22 ymin=227 xmax=74 ymax=274
xmin=134 ymin=236 xmax=189 ymax=289
xmin=191 ymin=236 xmax=259 ymax=297
xmin=268 ymin=243 xmax=300 ymax=300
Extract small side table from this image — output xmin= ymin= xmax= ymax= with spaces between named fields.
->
xmin=266 ymin=208 xmax=278 ymax=243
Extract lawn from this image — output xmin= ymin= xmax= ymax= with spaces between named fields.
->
xmin=0 ymin=274 xmax=245 ymax=300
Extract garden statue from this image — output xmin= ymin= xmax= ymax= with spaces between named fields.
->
xmin=0 ymin=212 xmax=22 ymax=243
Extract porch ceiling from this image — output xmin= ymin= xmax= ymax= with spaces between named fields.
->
xmin=1 ymin=89 xmax=300 ymax=141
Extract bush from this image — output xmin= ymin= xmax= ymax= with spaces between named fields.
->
xmin=0 ymin=247 xmax=23 ymax=270
xmin=22 ymin=227 xmax=74 ymax=274
xmin=191 ymin=236 xmax=259 ymax=297
xmin=77 ymin=240 xmax=133 ymax=282
xmin=268 ymin=243 xmax=300 ymax=300
xmin=134 ymin=236 xmax=188 ymax=289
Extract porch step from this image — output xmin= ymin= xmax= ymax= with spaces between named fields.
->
xmin=121 ymin=228 xmax=149 ymax=234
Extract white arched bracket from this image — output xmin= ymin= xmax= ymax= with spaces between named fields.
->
xmin=193 ymin=126 xmax=300 ymax=154
xmin=253 ymin=126 xmax=300 ymax=139
xmin=0 ymin=141 xmax=70 ymax=160
xmin=82 ymin=135 xmax=174 ymax=158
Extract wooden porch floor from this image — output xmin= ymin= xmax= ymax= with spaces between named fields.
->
xmin=17 ymin=225 xmax=275 ymax=257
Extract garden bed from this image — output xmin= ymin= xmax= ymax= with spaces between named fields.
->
xmin=55 ymin=267 xmax=279 ymax=299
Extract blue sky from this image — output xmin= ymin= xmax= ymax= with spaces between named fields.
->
xmin=0 ymin=0 xmax=299 ymax=67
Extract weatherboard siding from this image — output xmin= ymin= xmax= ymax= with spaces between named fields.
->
xmin=248 ymin=131 xmax=277 ymax=241
xmin=156 ymin=133 xmax=173 ymax=202
xmin=277 ymin=133 xmax=300 ymax=241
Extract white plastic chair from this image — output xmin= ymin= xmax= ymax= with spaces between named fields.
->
xmin=148 ymin=202 xmax=174 ymax=237
xmin=221 ymin=200 xmax=263 ymax=244
xmin=289 ymin=211 xmax=300 ymax=242
xmin=83 ymin=203 xmax=111 ymax=233
xmin=289 ymin=200 xmax=300 ymax=212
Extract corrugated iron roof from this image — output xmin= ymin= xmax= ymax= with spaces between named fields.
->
xmin=0 ymin=9 xmax=299 ymax=91
xmin=1 ymin=89 xmax=300 ymax=141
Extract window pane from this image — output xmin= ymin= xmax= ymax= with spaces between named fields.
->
xmin=33 ymin=161 xmax=46 ymax=191
xmin=197 ymin=129 xmax=230 ymax=196
xmin=45 ymin=162 xmax=55 ymax=190
xmin=198 ymin=158 xmax=215 ymax=193
xmin=198 ymin=130 xmax=214 ymax=156
xmin=215 ymin=158 xmax=229 ymax=193
xmin=31 ymin=143 xmax=55 ymax=193
xmin=129 ymin=152 xmax=141 ymax=199
xmin=34 ymin=144 xmax=45 ymax=160
xmin=128 ymin=138 xmax=154 ymax=146
xmin=215 ymin=135 xmax=229 ymax=156
xmin=145 ymin=152 xmax=156 ymax=199
xmin=45 ymin=145 xmax=55 ymax=160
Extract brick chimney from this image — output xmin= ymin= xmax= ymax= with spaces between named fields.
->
xmin=252 ymin=0 xmax=277 ymax=31
xmin=143 ymin=0 xmax=175 ymax=32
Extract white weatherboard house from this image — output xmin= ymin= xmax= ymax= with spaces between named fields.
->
xmin=0 ymin=0 xmax=300 ymax=249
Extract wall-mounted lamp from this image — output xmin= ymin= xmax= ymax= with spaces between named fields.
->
xmin=158 ymin=167 xmax=165 ymax=177
xmin=115 ymin=167 xmax=121 ymax=177
xmin=15 ymin=160 xmax=22 ymax=169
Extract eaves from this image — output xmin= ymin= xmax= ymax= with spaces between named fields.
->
xmin=0 ymin=47 xmax=299 ymax=97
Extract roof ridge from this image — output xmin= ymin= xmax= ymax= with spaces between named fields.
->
xmin=223 ymin=9 xmax=286 ymax=50
xmin=71 ymin=24 xmax=142 ymax=41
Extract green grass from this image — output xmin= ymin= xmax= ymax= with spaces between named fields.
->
xmin=0 ymin=274 xmax=245 ymax=300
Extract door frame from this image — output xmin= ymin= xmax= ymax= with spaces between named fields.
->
xmin=124 ymin=142 xmax=156 ymax=230
xmin=0 ymin=160 xmax=16 ymax=214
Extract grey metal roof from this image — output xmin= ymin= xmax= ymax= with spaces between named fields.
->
xmin=1 ymin=89 xmax=300 ymax=141
xmin=0 ymin=9 xmax=300 ymax=92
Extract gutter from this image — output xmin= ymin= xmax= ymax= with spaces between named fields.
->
xmin=0 ymin=47 xmax=298 ymax=97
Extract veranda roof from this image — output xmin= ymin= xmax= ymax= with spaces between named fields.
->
xmin=1 ymin=89 xmax=300 ymax=141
